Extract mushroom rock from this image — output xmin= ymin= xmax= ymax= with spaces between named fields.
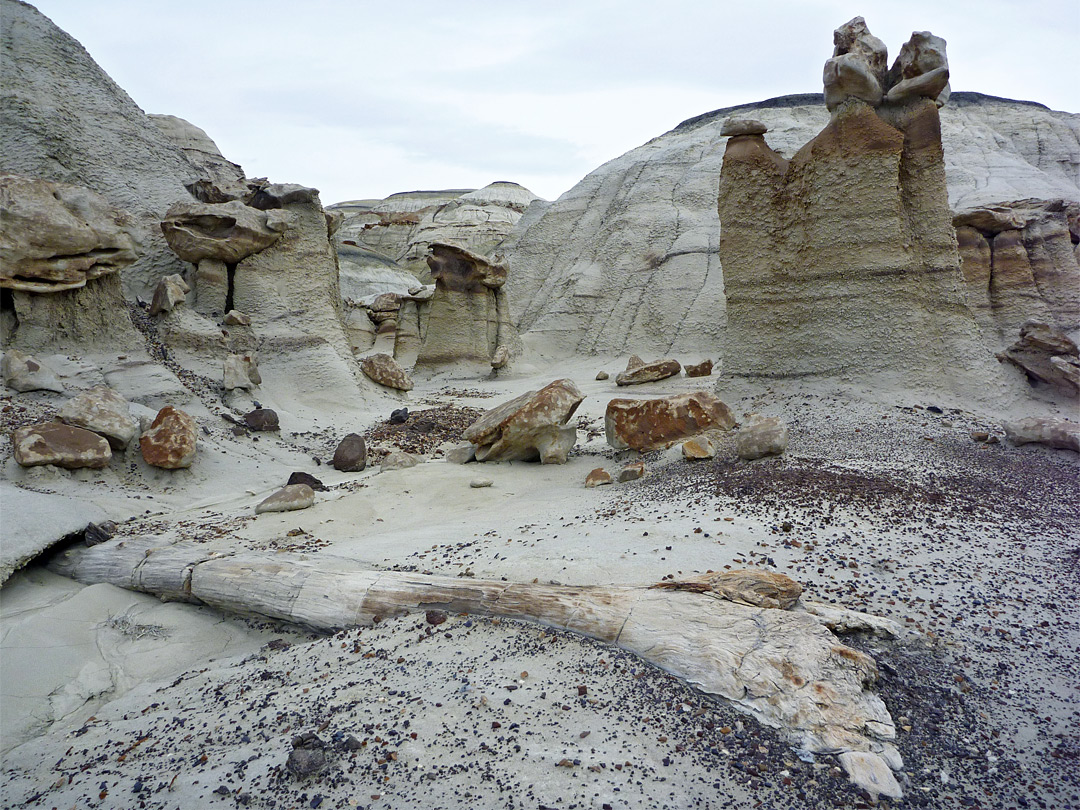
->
xmin=885 ymin=31 xmax=950 ymax=105
xmin=463 ymin=379 xmax=584 ymax=464
xmin=416 ymin=242 xmax=520 ymax=366
xmin=717 ymin=20 xmax=1001 ymax=393
xmin=160 ymin=200 xmax=286 ymax=264
xmin=0 ymin=174 xmax=142 ymax=350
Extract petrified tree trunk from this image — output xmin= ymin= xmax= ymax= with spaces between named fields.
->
xmin=49 ymin=537 xmax=902 ymax=796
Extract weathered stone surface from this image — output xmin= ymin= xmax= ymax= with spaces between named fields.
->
xmin=885 ymin=31 xmax=949 ymax=105
xmin=1003 ymin=417 xmax=1079 ymax=452
xmin=12 ymin=422 xmax=111 ymax=469
xmin=380 ymin=450 xmax=422 ymax=471
xmin=684 ymin=360 xmax=713 ymax=378
xmin=244 ymin=408 xmax=279 ymax=431
xmin=224 ymin=353 xmax=261 ymax=391
xmin=444 ymin=443 xmax=476 ymax=464
xmin=595 ymin=371 xmax=609 ymax=381
xmin=463 ymin=379 xmax=584 ymax=464
xmin=0 ymin=174 xmax=138 ymax=292
xmin=721 ymin=118 xmax=767 ymax=136
xmin=246 ymin=181 xmax=320 ymax=211
xmin=1 ymin=349 xmax=64 ymax=393
xmin=223 ymin=310 xmax=251 ymax=326
xmin=360 ymin=353 xmax=413 ymax=391
xmin=332 ymin=434 xmax=367 ymax=472
xmin=654 ymin=569 xmax=803 ymax=610
xmin=58 ymin=385 xmax=137 ymax=449
xmin=255 ymin=484 xmax=314 ymax=514
xmin=491 ymin=345 xmax=510 ymax=370
xmin=139 ymin=406 xmax=197 ymax=469
xmin=682 ymin=435 xmax=716 ymax=459
xmin=469 ymin=478 xmax=493 ymax=489
xmin=617 ymin=461 xmax=645 ymax=482
xmin=585 ymin=467 xmax=613 ymax=487
xmin=736 ymin=414 xmax=790 ymax=460
xmin=997 ymin=320 xmax=1079 ymax=396
xmin=161 ymin=200 xmax=285 ymax=264
xmin=605 ymin=392 xmax=735 ymax=452
xmin=149 ymin=273 xmax=189 ymax=316
xmin=837 ymin=751 xmax=903 ymax=801
xmin=823 ymin=18 xmax=887 ymax=111
xmin=616 ymin=359 xmax=681 ymax=386
xmin=148 ymin=114 xmax=247 ymax=202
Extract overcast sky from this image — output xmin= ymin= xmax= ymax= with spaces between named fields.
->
xmin=29 ymin=0 xmax=1079 ymax=205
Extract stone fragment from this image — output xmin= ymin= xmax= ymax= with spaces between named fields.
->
xmin=286 ymin=733 xmax=326 ymax=780
xmin=1003 ymin=417 xmax=1079 ymax=452
xmin=969 ymin=430 xmax=990 ymax=442
xmin=360 ymin=353 xmax=414 ymax=391
xmin=823 ymin=17 xmax=887 ymax=111
xmin=83 ymin=520 xmax=116 ymax=547
xmin=626 ymin=355 xmax=645 ymax=370
xmin=244 ymin=408 xmax=279 ymax=431
xmin=223 ymin=310 xmax=251 ymax=326
xmin=736 ymin=414 xmax=790 ymax=460
xmin=389 ymin=408 xmax=409 ymax=424
xmin=885 ymin=31 xmax=949 ymax=104
xmin=0 ymin=174 xmax=139 ymax=292
xmin=682 ymin=436 xmax=716 ymax=460
xmin=617 ymin=462 xmax=645 ymax=482
xmin=224 ymin=353 xmax=261 ymax=391
xmin=684 ymin=360 xmax=713 ymax=378
xmin=470 ymin=478 xmax=493 ymax=488
xmin=380 ymin=450 xmax=422 ymax=471
xmin=2 ymin=349 xmax=64 ymax=393
xmin=616 ymin=359 xmax=681 ymax=386
xmin=463 ymin=379 xmax=584 ymax=464
xmin=148 ymin=273 xmax=189 ymax=316
xmin=605 ymin=392 xmax=736 ymax=452
xmin=595 ymin=371 xmax=609 ymax=381
xmin=332 ymin=434 xmax=367 ymax=472
xmin=491 ymin=345 xmax=510 ymax=370
xmin=997 ymin=320 xmax=1079 ymax=396
xmin=585 ymin=468 xmax=613 ymax=488
xmin=160 ymin=200 xmax=285 ymax=264
xmin=837 ymin=751 xmax=903 ymax=802
xmin=139 ymin=406 xmax=197 ymax=469
xmin=58 ymin=385 xmax=137 ymax=449
xmin=444 ymin=443 xmax=476 ymax=464
xmin=12 ymin=422 xmax=111 ymax=469
xmin=287 ymin=471 xmax=326 ymax=491
xmin=721 ymin=119 xmax=767 ymax=136
xmin=654 ymin=569 xmax=803 ymax=610
xmin=255 ymin=484 xmax=315 ymax=514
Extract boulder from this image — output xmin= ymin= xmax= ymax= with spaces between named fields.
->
xmin=1 ymin=349 xmax=64 ymax=393
xmin=1003 ymin=417 xmax=1079 ymax=452
xmin=0 ymin=174 xmax=139 ymax=293
xmin=463 ymin=379 xmax=584 ymax=464
xmin=997 ymin=320 xmax=1079 ymax=396
xmin=255 ymin=484 xmax=315 ymax=514
xmin=684 ymin=360 xmax=713 ymax=378
xmin=616 ymin=359 xmax=682 ymax=386
xmin=223 ymin=309 xmax=251 ymax=326
xmin=380 ymin=450 xmax=422 ymax=471
xmin=244 ymin=408 xmax=279 ymax=431
xmin=149 ymin=273 xmax=189 ymax=316
xmin=444 ymin=443 xmax=476 ymax=464
xmin=224 ymin=353 xmax=261 ymax=391
xmin=837 ymin=752 xmax=903 ymax=802
xmin=12 ymin=422 xmax=111 ymax=469
xmin=332 ymin=434 xmax=367 ymax=472
xmin=736 ymin=414 xmax=790 ymax=460
xmin=721 ymin=118 xmax=767 ymax=136
xmin=617 ymin=461 xmax=645 ymax=482
xmin=287 ymin=471 xmax=326 ymax=491
xmin=682 ymin=436 xmax=716 ymax=459
xmin=885 ymin=31 xmax=949 ymax=105
xmin=491 ymin=345 xmax=510 ymax=370
xmin=823 ymin=18 xmax=887 ymax=111
xmin=160 ymin=200 xmax=285 ymax=264
xmin=585 ymin=467 xmax=613 ymax=488
xmin=140 ymin=406 xmax=197 ymax=469
xmin=360 ymin=353 xmax=414 ymax=391
xmin=605 ymin=392 xmax=736 ymax=452
xmin=58 ymin=385 xmax=137 ymax=449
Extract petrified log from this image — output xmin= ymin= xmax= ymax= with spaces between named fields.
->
xmin=49 ymin=538 xmax=902 ymax=797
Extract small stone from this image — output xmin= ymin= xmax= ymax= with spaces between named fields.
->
xmin=1 ymin=349 xmax=64 ymax=393
xmin=244 ymin=408 xmax=279 ymax=431
xmin=139 ymin=406 xmax=198 ymax=469
xmin=149 ymin=273 xmax=189 ymax=315
xmin=287 ymin=471 xmax=326 ymax=491
xmin=13 ymin=422 xmax=111 ymax=469
xmin=332 ymin=434 xmax=367 ymax=472
xmin=682 ymin=436 xmax=715 ymax=459
xmin=223 ymin=309 xmax=251 ymax=326
xmin=616 ymin=358 xmax=681 ymax=386
xmin=84 ymin=520 xmax=116 ymax=546
xmin=256 ymin=484 xmax=315 ymax=514
xmin=595 ymin=371 xmax=609 ymax=381
xmin=286 ymin=735 xmax=326 ymax=780
xmin=721 ymin=118 xmax=767 ymax=136
xmin=389 ymin=407 xmax=409 ymax=425
xmin=224 ymin=353 xmax=261 ymax=391
xmin=735 ymin=413 xmax=789 ymax=460
xmin=684 ymin=359 xmax=714 ymax=378
xmin=444 ymin=443 xmax=476 ymax=464
xmin=380 ymin=450 xmax=421 ymax=471
xmin=585 ymin=467 xmax=613 ymax=488
xmin=617 ymin=461 xmax=645 ymax=482
xmin=970 ymin=430 xmax=990 ymax=442
xmin=470 ymin=478 xmax=493 ymax=488
xmin=426 ymin=610 xmax=447 ymax=625
xmin=837 ymin=751 xmax=903 ymax=801
xmin=490 ymin=345 xmax=510 ymax=370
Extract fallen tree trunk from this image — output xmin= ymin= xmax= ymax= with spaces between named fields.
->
xmin=48 ymin=536 xmax=904 ymax=799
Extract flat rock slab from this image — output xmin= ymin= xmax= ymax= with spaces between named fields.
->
xmin=58 ymin=385 xmax=136 ymax=449
xmin=464 ymin=379 xmax=584 ymax=464
xmin=0 ymin=484 xmax=107 ymax=584
xmin=13 ymin=422 xmax=111 ymax=469
xmin=616 ymin=359 xmax=681 ymax=386
xmin=255 ymin=484 xmax=315 ymax=514
xmin=1003 ymin=417 xmax=1079 ymax=452
xmin=2 ymin=349 xmax=64 ymax=393
xmin=605 ymin=392 xmax=736 ymax=452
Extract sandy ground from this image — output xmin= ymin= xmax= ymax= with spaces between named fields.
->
xmin=1 ymin=351 xmax=1078 ymax=809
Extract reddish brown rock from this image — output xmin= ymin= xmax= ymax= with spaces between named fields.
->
xmin=12 ymin=422 xmax=111 ymax=469
xmin=140 ymin=406 xmax=197 ymax=469
xmin=684 ymin=360 xmax=714 ymax=378
xmin=682 ymin=435 xmax=716 ymax=459
xmin=464 ymin=379 xmax=584 ymax=464
xmin=616 ymin=359 xmax=681 ymax=386
xmin=585 ymin=467 xmax=612 ymax=488
xmin=617 ymin=461 xmax=645 ymax=482
xmin=605 ymin=392 xmax=735 ymax=452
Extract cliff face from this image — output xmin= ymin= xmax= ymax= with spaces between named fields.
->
xmin=502 ymin=93 xmax=1079 ymax=359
